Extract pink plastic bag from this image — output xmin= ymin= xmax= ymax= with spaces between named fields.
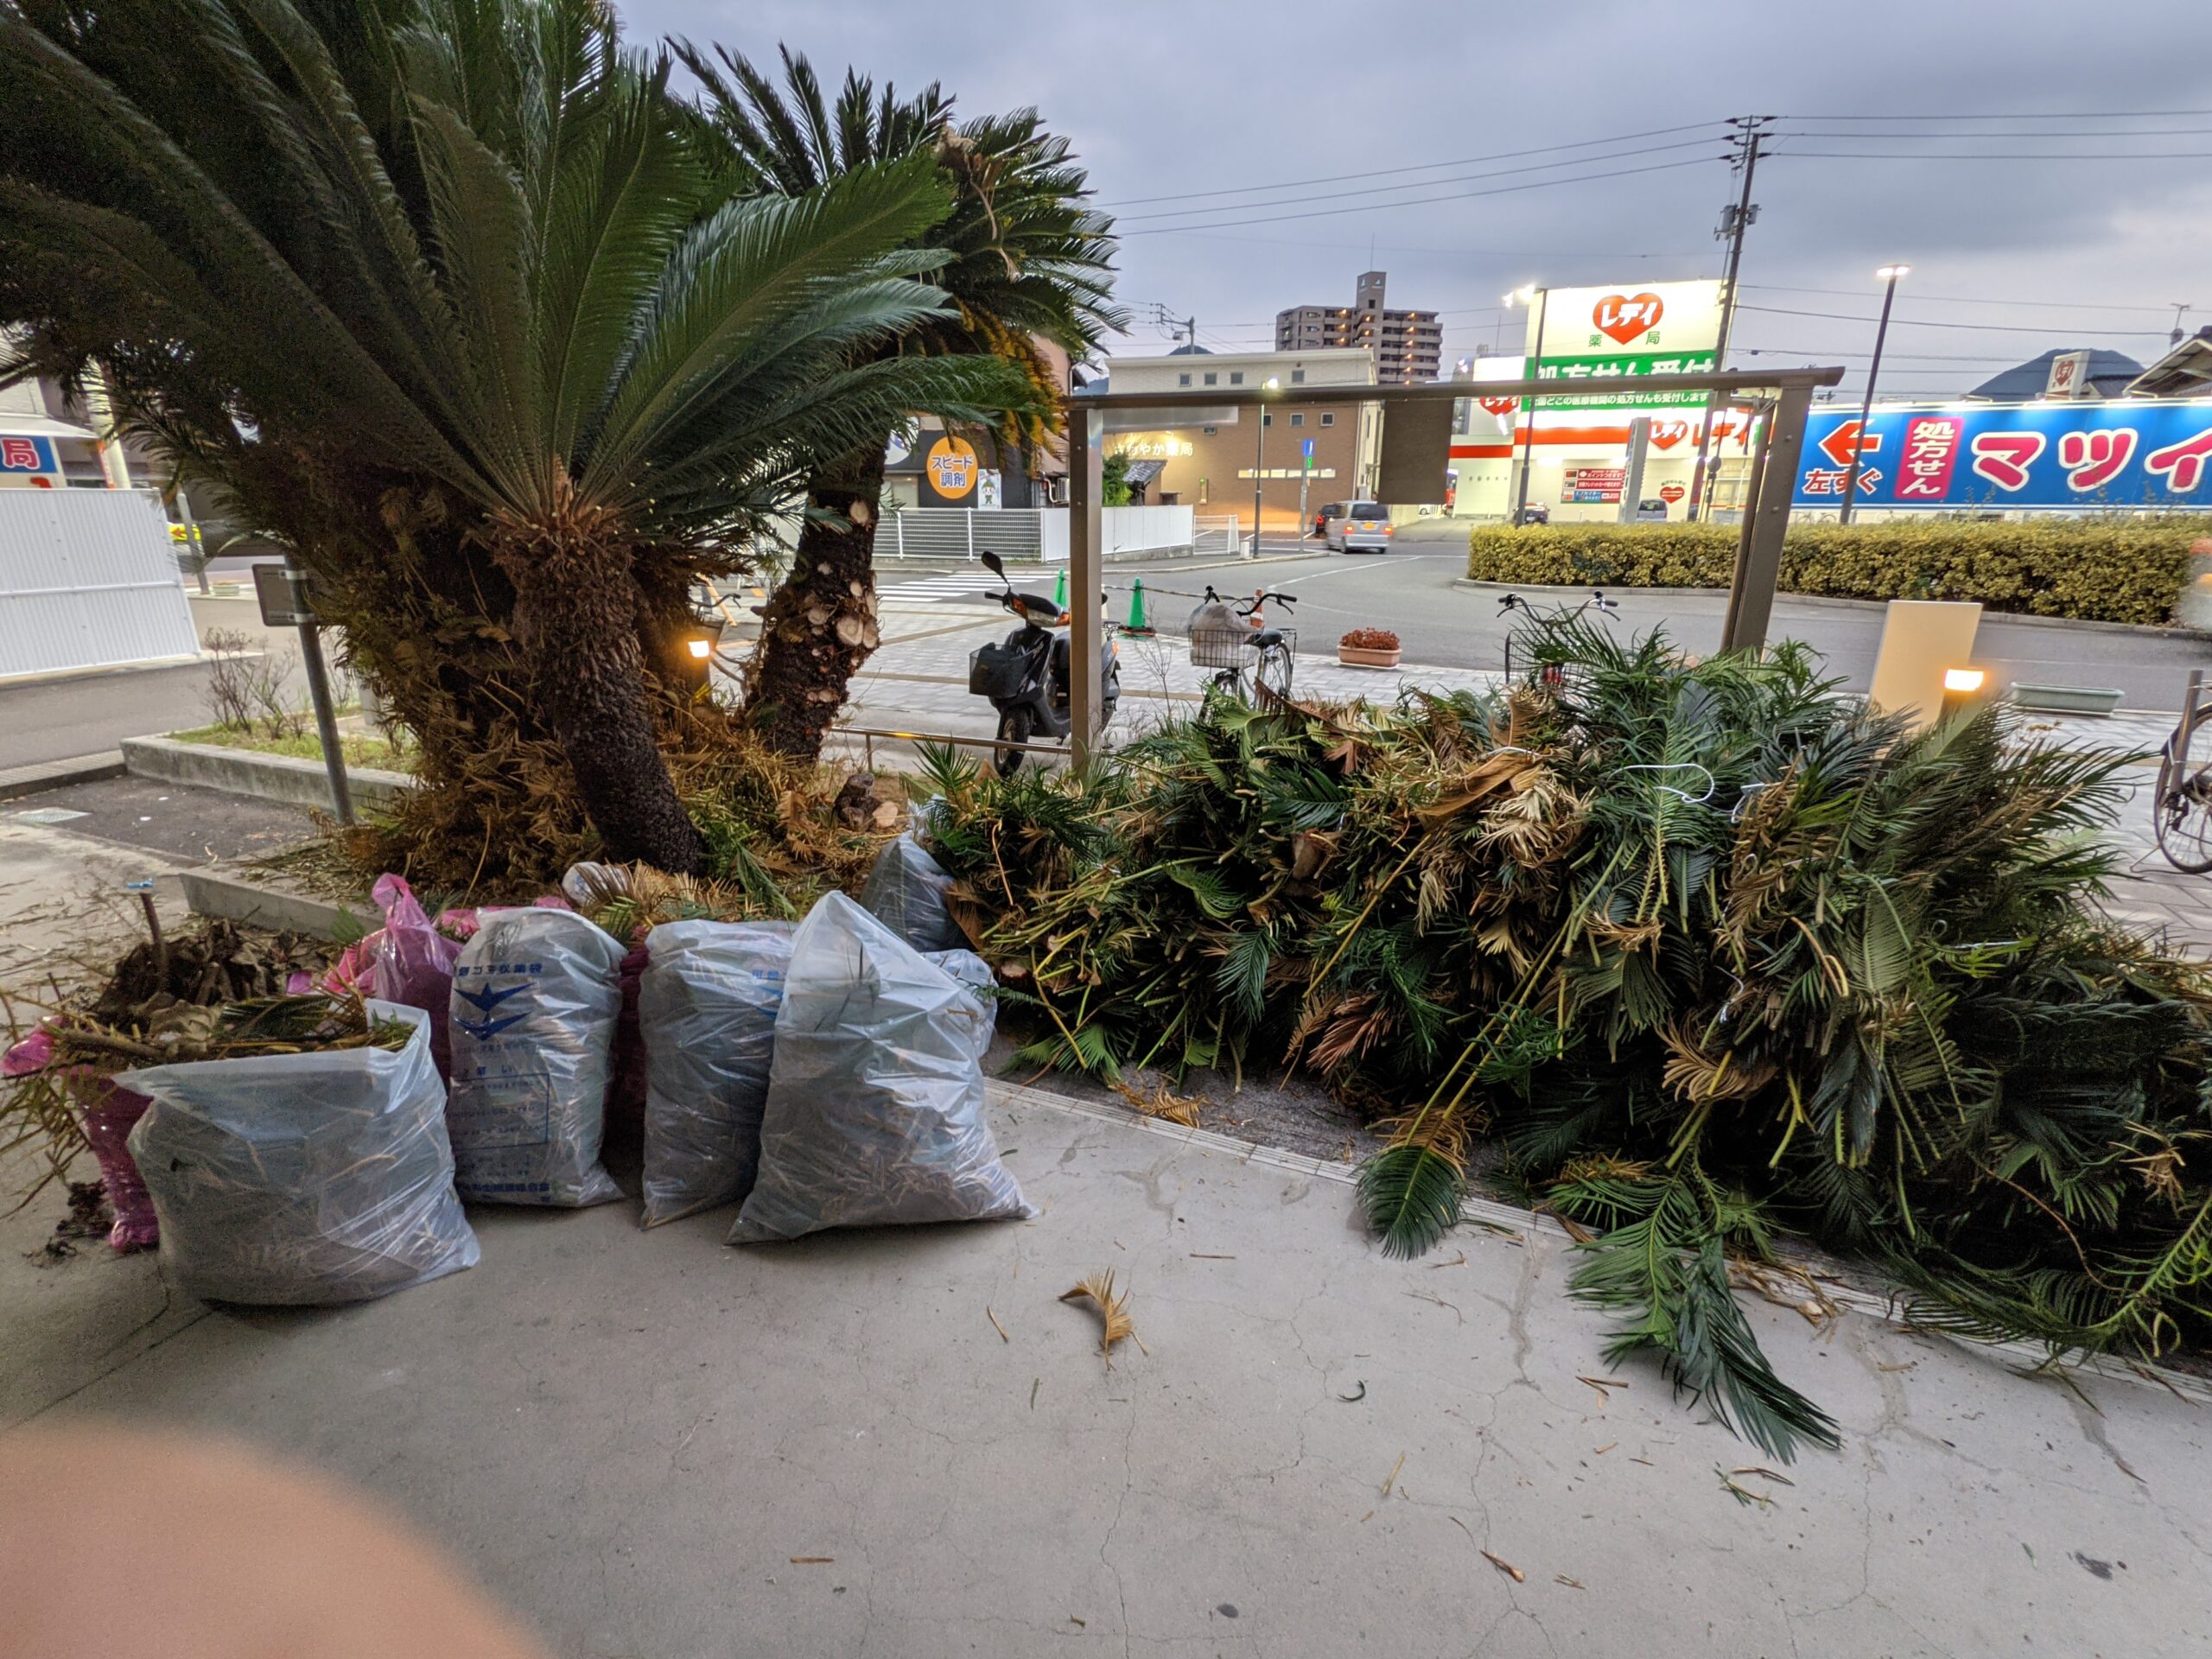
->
xmin=4 ymin=1029 xmax=158 ymax=1253
xmin=369 ymin=874 xmax=463 ymax=1076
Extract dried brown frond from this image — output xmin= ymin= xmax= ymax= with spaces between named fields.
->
xmin=1112 ymin=1077 xmax=1205 ymax=1128
xmin=1372 ymin=1107 xmax=1478 ymax=1165
xmin=1060 ymin=1270 xmax=1137 ymax=1363
xmin=1658 ymin=1024 xmax=1777 ymax=1102
xmin=1556 ymin=1153 xmax=1652 ymax=1186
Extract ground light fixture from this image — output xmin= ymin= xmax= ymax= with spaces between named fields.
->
xmin=674 ymin=616 xmax=726 ymax=696
xmin=1940 ymin=664 xmax=1990 ymax=721
xmin=1840 ymin=264 xmax=1910 ymax=524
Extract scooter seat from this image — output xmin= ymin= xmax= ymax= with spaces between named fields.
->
xmin=1246 ymin=628 xmax=1286 ymax=650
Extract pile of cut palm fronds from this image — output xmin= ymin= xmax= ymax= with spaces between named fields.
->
xmin=915 ymin=617 xmax=2212 ymax=1459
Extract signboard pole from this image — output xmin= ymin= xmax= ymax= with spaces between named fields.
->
xmin=1719 ymin=385 xmax=1812 ymax=653
xmin=1617 ymin=418 xmax=1651 ymax=524
xmin=264 ymin=559 xmax=354 ymax=823
xmin=1069 ymin=410 xmax=1104 ymax=762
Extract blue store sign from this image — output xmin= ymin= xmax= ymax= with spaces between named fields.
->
xmin=1792 ymin=400 xmax=2212 ymax=511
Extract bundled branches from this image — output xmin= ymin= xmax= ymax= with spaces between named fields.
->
xmin=918 ymin=618 xmax=2212 ymax=1457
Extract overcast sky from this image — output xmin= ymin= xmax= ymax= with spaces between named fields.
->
xmin=620 ymin=0 xmax=2210 ymax=400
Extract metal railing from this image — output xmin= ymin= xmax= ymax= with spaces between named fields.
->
xmin=874 ymin=508 xmax=1045 ymax=562
xmin=1193 ymin=512 xmax=1241 ymax=557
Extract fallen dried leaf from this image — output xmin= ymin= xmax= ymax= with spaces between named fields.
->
xmin=987 ymin=1305 xmax=1009 ymax=1344
xmin=1554 ymin=1574 xmax=1586 ymax=1590
xmin=1030 ymin=1377 xmax=1039 ymax=1410
xmin=1429 ymin=1251 xmax=1470 ymax=1269
xmin=1338 ymin=1382 xmax=1367 ymax=1403
xmin=1381 ymin=1451 xmax=1407 ymax=1498
xmin=1188 ymin=1252 xmax=1237 ymax=1260
xmin=1357 ymin=1510 xmax=1374 ymax=1523
xmin=1730 ymin=1465 xmax=1796 ymax=1486
xmin=1877 ymin=1362 xmax=1916 ymax=1373
xmin=791 ymin=1556 xmax=834 ymax=1565
xmin=1068 ymin=1615 xmax=1085 ymax=1628
xmin=1715 ymin=1467 xmax=1775 ymax=1509
xmin=1592 ymin=1442 xmax=1618 ymax=1456
xmin=1112 ymin=1077 xmax=1205 ymax=1128
xmin=1481 ymin=1550 xmax=1525 ymax=1583
xmin=1061 ymin=1270 xmax=1137 ymax=1365
xmin=1629 ymin=1457 xmax=1655 ymax=1466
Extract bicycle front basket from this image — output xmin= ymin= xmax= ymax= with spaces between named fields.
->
xmin=1188 ymin=625 xmax=1254 ymax=670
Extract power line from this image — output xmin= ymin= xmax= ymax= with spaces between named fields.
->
xmin=1789 ymin=109 xmax=2212 ymax=120
xmin=1116 ymin=138 xmax=1718 ymax=224
xmin=1743 ymin=283 xmax=2175 ymax=314
xmin=1117 ymin=157 xmax=1713 ymax=237
xmin=1779 ymin=126 xmax=2212 ymax=139
xmin=1738 ymin=302 xmax=2171 ymax=335
xmin=1098 ymin=121 xmax=1724 ymax=208
xmin=1779 ymin=149 xmax=2212 ymax=161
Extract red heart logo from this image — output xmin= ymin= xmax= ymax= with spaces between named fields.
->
xmin=1648 ymin=420 xmax=1691 ymax=451
xmin=1592 ymin=292 xmax=1665 ymax=346
xmin=1478 ymin=396 xmax=1519 ymax=417
xmin=1659 ymin=481 xmax=1686 ymax=503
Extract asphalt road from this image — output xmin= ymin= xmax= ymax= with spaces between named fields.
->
xmin=1097 ymin=536 xmax=2210 ymax=711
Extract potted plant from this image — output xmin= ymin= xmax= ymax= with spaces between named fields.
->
xmin=1338 ymin=626 xmax=1401 ymax=669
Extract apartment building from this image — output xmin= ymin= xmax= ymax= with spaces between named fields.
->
xmin=1274 ymin=270 xmax=1443 ymax=385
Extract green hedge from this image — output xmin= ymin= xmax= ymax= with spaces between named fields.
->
xmin=1465 ymin=518 xmax=2212 ymax=627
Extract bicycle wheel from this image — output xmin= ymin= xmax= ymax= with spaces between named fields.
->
xmin=1254 ymin=641 xmax=1294 ymax=704
xmin=2154 ymin=705 xmax=2212 ymax=872
xmin=993 ymin=706 xmax=1034 ymax=777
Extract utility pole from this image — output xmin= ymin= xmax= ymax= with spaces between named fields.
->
xmin=2172 ymin=302 xmax=2195 ymax=346
xmin=1688 ymin=115 xmax=1774 ymax=523
xmin=1839 ymin=264 xmax=1908 ymax=525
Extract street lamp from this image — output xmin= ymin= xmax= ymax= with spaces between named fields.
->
xmin=1839 ymin=264 xmax=1909 ymax=524
xmin=1249 ymin=375 xmax=1280 ymax=558
xmin=1503 ymin=283 xmax=1548 ymax=524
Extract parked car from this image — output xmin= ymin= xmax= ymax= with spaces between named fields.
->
xmin=1326 ymin=501 xmax=1395 ymax=553
xmin=1512 ymin=503 xmax=1551 ymax=526
xmin=1312 ymin=501 xmax=1345 ymax=539
xmin=1634 ymin=498 xmax=1669 ymax=522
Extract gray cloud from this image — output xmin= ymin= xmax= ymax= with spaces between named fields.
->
xmin=623 ymin=0 xmax=2212 ymax=397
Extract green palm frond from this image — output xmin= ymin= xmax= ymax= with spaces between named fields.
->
xmin=1359 ymin=1142 xmax=1467 ymax=1262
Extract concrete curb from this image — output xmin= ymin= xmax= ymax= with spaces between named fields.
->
xmin=122 ymin=734 xmax=412 ymax=811
xmin=179 ymin=866 xmax=367 ymax=937
xmin=1452 ymin=577 xmax=2212 ymax=641
xmin=0 ymin=751 xmax=128 ymax=801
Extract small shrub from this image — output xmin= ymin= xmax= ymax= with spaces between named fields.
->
xmin=1466 ymin=517 xmax=2212 ymax=627
xmin=1340 ymin=626 xmax=1400 ymax=651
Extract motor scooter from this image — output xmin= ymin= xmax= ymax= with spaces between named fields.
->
xmin=967 ymin=550 xmax=1120 ymax=774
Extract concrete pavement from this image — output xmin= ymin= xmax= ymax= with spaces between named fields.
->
xmin=4 ymin=1077 xmax=2207 ymax=1657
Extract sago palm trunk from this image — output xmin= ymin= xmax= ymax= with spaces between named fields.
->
xmin=491 ymin=501 xmax=707 ymax=875
xmin=745 ymin=448 xmax=887 ymax=760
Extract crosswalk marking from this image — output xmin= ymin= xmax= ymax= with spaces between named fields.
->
xmin=874 ymin=569 xmax=1015 ymax=604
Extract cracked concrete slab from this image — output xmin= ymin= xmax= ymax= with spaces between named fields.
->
xmin=3 ymin=1084 xmax=2208 ymax=1658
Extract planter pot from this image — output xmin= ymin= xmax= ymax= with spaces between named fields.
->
xmin=2009 ymin=683 xmax=2125 ymax=717
xmin=1338 ymin=645 xmax=1402 ymax=669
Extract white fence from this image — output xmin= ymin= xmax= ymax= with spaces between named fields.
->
xmin=0 ymin=487 xmax=199 ymax=679
xmin=874 ymin=505 xmax=1196 ymax=563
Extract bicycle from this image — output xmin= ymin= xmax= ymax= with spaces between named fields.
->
xmin=1496 ymin=588 xmax=1619 ymax=683
xmin=2153 ymin=667 xmax=2212 ymax=870
xmin=1187 ymin=585 xmax=1299 ymax=703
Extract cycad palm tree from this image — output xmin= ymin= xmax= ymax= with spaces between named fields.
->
xmin=0 ymin=0 xmax=1026 ymax=873
xmin=678 ymin=43 xmax=1125 ymax=759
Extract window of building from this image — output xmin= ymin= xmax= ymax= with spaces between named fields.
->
xmin=1291 ymin=368 xmax=1305 ymax=384
xmin=1319 ymin=412 xmax=1334 ymax=427
xmin=1230 ymin=371 xmax=1243 ymax=385
xmin=1262 ymin=413 xmax=1272 ymax=427
xmin=1178 ymin=372 xmax=1191 ymax=387
xmin=1204 ymin=372 xmax=1217 ymax=386
xmin=1289 ymin=412 xmax=1304 ymax=427
xmin=1202 ymin=425 xmax=1217 ymax=435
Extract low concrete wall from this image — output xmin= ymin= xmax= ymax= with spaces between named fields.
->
xmin=178 ymin=867 xmax=368 ymax=938
xmin=122 ymin=734 xmax=411 ymax=811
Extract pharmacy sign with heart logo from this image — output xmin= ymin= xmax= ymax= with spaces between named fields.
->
xmin=1592 ymin=292 xmax=1665 ymax=346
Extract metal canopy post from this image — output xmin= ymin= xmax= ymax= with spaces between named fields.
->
xmin=1719 ymin=381 xmax=1815 ymax=655
xmin=1069 ymin=406 xmax=1104 ymax=762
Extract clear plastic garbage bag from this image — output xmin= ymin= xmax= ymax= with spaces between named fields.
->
xmin=120 ymin=1002 xmax=479 ymax=1306
xmin=638 ymin=919 xmax=796 ymax=1226
xmin=730 ymin=893 xmax=1030 ymax=1243
xmin=859 ymin=829 xmax=963 ymax=953
xmin=447 ymin=908 xmax=625 ymax=1206
xmin=924 ymin=949 xmax=997 ymax=1063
